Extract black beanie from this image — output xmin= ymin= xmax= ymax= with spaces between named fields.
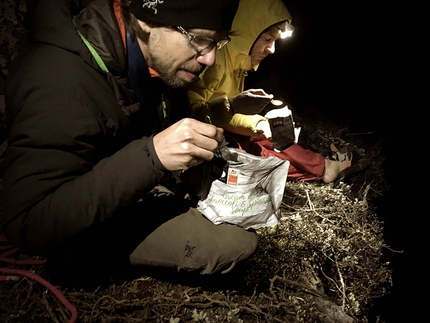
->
xmin=129 ymin=0 xmax=240 ymax=30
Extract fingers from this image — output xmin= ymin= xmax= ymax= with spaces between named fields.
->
xmin=153 ymin=118 xmax=224 ymax=171
xmin=270 ymin=99 xmax=284 ymax=106
xmin=230 ymin=89 xmax=274 ymax=115
xmin=255 ymin=120 xmax=272 ymax=139
xmin=187 ymin=122 xmax=221 ymax=156
xmin=244 ymin=88 xmax=274 ymax=99
xmin=189 ymin=118 xmax=224 ymax=146
xmin=265 ymin=106 xmax=292 ymax=118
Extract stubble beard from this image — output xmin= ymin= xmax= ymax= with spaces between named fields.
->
xmin=147 ymin=43 xmax=205 ymax=88
xmin=148 ymin=50 xmax=194 ymax=88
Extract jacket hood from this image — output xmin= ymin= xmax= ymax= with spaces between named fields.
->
xmin=31 ymin=0 xmax=126 ymax=75
xmin=31 ymin=0 xmax=82 ymax=53
xmin=227 ymin=0 xmax=292 ymax=72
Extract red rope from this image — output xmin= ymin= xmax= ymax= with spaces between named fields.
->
xmin=0 ymin=233 xmax=78 ymax=323
xmin=0 ymin=246 xmax=46 ymax=265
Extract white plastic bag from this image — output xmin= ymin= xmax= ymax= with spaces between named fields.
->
xmin=197 ymin=147 xmax=289 ymax=230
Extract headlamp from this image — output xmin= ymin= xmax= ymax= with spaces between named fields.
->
xmin=281 ymin=24 xmax=294 ymax=38
xmin=276 ymin=21 xmax=294 ymax=39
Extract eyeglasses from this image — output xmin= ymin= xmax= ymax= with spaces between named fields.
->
xmin=176 ymin=26 xmax=231 ymax=55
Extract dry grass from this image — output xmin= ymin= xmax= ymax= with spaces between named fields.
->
xmin=0 ymin=2 xmax=394 ymax=322
xmin=0 ymin=124 xmax=395 ymax=323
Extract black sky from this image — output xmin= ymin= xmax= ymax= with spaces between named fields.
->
xmin=246 ymin=1 xmax=406 ymax=136
xmin=246 ymin=2 xmax=414 ymax=322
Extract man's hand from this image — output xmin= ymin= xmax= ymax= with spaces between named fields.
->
xmin=264 ymin=105 xmax=292 ymax=118
xmin=229 ymin=89 xmax=274 ymax=115
xmin=153 ymin=118 xmax=224 ymax=171
xmin=255 ymin=119 xmax=272 ymax=139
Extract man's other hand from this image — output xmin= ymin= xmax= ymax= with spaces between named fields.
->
xmin=229 ymin=89 xmax=274 ymax=115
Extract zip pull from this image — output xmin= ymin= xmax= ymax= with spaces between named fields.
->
xmin=161 ymin=93 xmax=167 ymax=118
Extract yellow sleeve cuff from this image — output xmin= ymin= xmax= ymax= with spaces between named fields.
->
xmin=222 ymin=114 xmax=268 ymax=136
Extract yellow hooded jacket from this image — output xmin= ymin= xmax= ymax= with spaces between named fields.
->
xmin=188 ymin=0 xmax=292 ymax=135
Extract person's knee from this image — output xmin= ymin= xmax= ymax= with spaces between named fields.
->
xmin=128 ymin=209 xmax=260 ymax=275
xmin=202 ymin=226 xmax=259 ymax=274
xmin=249 ymin=231 xmax=259 ymax=254
xmin=222 ymin=230 xmax=258 ymax=274
xmin=238 ymin=229 xmax=259 ymax=260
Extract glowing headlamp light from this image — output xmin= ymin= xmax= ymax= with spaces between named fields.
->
xmin=277 ymin=21 xmax=294 ymax=39
xmin=281 ymin=24 xmax=294 ymax=38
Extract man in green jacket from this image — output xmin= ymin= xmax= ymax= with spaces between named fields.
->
xmin=1 ymin=0 xmax=270 ymax=286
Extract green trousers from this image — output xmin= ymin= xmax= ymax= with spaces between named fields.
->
xmin=46 ymin=186 xmax=258 ymax=287
xmin=130 ymin=206 xmax=258 ymax=274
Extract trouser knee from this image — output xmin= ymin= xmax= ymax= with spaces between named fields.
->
xmin=130 ymin=208 xmax=259 ymax=275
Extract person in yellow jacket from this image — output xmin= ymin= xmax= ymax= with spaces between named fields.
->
xmin=188 ymin=0 xmax=352 ymax=183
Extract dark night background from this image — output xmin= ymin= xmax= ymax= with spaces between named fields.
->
xmin=246 ymin=1 xmax=415 ymax=322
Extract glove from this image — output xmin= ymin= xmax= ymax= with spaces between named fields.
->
xmin=228 ymin=89 xmax=274 ymax=115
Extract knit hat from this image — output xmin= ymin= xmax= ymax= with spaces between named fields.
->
xmin=129 ymin=0 xmax=240 ymax=30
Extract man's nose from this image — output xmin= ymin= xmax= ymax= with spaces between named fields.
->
xmin=266 ymin=42 xmax=276 ymax=54
xmin=196 ymin=47 xmax=217 ymax=66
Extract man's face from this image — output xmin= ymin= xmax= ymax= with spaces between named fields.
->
xmin=141 ymin=24 xmax=229 ymax=88
xmin=250 ymin=27 xmax=281 ymax=66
